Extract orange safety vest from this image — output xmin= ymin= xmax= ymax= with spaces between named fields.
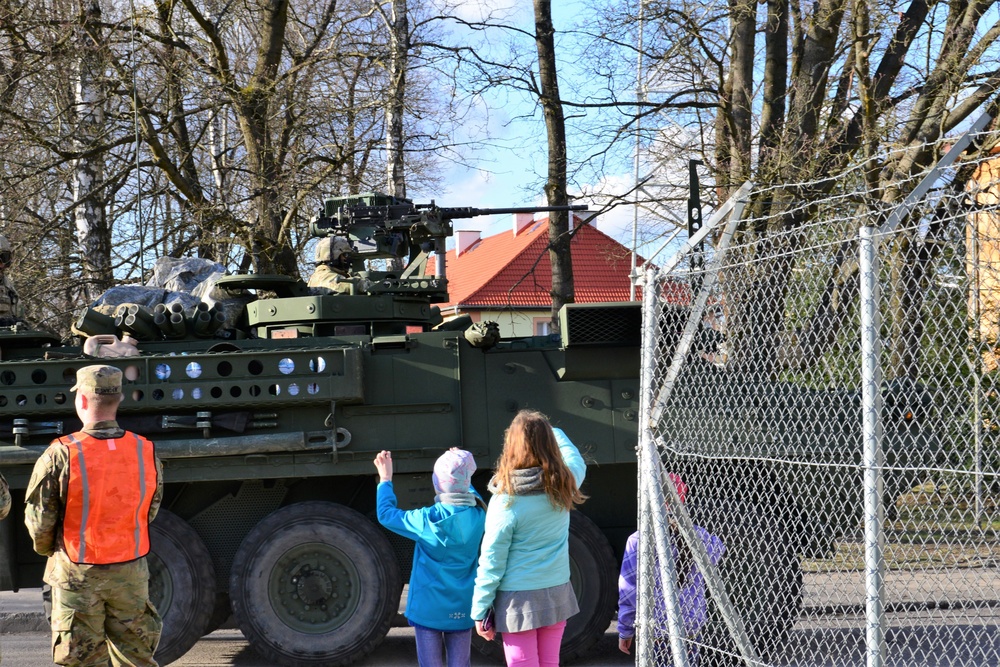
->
xmin=60 ymin=431 xmax=158 ymax=565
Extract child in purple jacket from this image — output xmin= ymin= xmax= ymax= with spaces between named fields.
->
xmin=617 ymin=474 xmax=725 ymax=665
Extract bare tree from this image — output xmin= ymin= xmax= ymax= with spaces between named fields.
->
xmin=533 ymin=0 xmax=573 ymax=331
xmin=595 ymin=0 xmax=1000 ymax=377
xmin=377 ymin=0 xmax=408 ymax=199
xmin=73 ymin=0 xmax=111 ymax=300
xmin=0 ymin=0 xmax=466 ymax=323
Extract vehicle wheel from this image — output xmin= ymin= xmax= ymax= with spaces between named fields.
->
xmin=203 ymin=591 xmax=232 ymax=633
xmin=471 ymin=511 xmax=617 ymax=663
xmin=695 ymin=500 xmax=802 ymax=665
xmin=148 ymin=509 xmax=217 ymax=666
xmin=229 ymin=501 xmax=402 ymax=667
xmin=563 ymin=511 xmax=618 ymax=662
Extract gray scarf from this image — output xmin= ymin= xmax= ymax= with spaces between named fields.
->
xmin=435 ymin=491 xmax=477 ymax=507
xmin=488 ymin=467 xmax=546 ymax=496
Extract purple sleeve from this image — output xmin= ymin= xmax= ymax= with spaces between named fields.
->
xmin=704 ymin=530 xmax=726 ymax=566
xmin=617 ymin=532 xmax=640 ymax=637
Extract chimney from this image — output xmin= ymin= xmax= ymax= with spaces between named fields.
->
xmin=456 ymin=230 xmax=481 ymax=257
xmin=572 ymin=211 xmax=597 ymax=229
xmin=513 ymin=212 xmax=535 ymax=236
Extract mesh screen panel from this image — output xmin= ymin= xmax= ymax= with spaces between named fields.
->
xmin=561 ymin=302 xmax=643 ymax=347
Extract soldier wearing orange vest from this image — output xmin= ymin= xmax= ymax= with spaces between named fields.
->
xmin=25 ymin=364 xmax=163 ymax=667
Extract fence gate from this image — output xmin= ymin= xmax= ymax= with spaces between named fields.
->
xmin=636 ymin=118 xmax=1000 ymax=666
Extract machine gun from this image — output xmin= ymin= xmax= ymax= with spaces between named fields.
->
xmin=309 ymin=192 xmax=588 ymax=302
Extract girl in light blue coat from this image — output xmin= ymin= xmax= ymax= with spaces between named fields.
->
xmin=472 ymin=410 xmax=587 ymax=667
xmin=375 ymin=448 xmax=487 ymax=667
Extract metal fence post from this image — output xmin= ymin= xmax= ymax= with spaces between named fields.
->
xmin=642 ymin=440 xmax=691 ymax=667
xmin=860 ymin=225 xmax=886 ymax=667
xmin=637 ymin=262 xmax=662 ymax=667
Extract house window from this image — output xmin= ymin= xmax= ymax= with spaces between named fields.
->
xmin=534 ymin=319 xmax=551 ymax=336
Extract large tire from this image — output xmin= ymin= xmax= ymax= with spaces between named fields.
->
xmin=472 ymin=511 xmax=617 ymax=664
xmin=562 ymin=511 xmax=618 ymax=662
xmin=148 ymin=509 xmax=217 ymax=666
xmin=229 ymin=501 xmax=402 ymax=667
xmin=203 ymin=591 xmax=233 ymax=633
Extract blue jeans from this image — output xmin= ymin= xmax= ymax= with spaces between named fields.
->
xmin=412 ymin=623 xmax=472 ymax=667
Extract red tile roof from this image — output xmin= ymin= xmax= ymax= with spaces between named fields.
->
xmin=435 ymin=216 xmax=646 ymax=310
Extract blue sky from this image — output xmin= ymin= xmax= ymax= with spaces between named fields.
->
xmin=412 ymin=0 xmax=656 ymax=254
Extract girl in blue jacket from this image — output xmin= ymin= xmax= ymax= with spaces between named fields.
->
xmin=375 ymin=448 xmax=487 ymax=667
xmin=471 ymin=410 xmax=587 ymax=667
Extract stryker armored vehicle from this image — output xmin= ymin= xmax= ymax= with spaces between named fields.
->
xmin=0 ymin=192 xmax=940 ymax=666
xmin=0 ymin=194 xmax=641 ymax=666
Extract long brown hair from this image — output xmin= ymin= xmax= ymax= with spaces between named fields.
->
xmin=492 ymin=410 xmax=587 ymax=511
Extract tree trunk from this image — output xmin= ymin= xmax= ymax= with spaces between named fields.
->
xmin=157 ymin=0 xmax=210 ymax=260
xmin=385 ymin=0 xmax=408 ymax=199
xmin=533 ymin=0 xmax=572 ymax=333
xmin=727 ymin=0 xmax=755 ymax=185
xmin=74 ymin=0 xmax=111 ymax=301
xmin=231 ymin=0 xmax=298 ymax=276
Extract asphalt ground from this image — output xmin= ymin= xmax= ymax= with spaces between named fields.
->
xmin=0 ymin=588 xmax=629 ymax=666
xmin=6 ymin=569 xmax=1000 ymax=666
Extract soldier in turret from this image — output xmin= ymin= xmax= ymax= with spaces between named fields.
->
xmin=0 ymin=234 xmax=20 ymax=323
xmin=308 ymin=236 xmax=367 ymax=295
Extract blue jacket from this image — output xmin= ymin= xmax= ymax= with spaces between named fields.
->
xmin=470 ymin=428 xmax=586 ymax=620
xmin=376 ymin=482 xmax=486 ymax=631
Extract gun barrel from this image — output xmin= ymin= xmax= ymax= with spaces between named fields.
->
xmin=311 ymin=200 xmax=589 ymax=237
xmin=436 ymin=204 xmax=589 ymax=219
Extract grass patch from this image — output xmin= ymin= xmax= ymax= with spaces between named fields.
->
xmin=803 ymin=482 xmax=1000 ymax=572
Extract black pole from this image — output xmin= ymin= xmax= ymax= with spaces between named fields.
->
xmin=688 ymin=159 xmax=704 ymax=289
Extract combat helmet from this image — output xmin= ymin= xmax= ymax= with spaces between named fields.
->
xmin=314 ymin=236 xmax=354 ymax=264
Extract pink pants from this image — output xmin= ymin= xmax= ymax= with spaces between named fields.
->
xmin=500 ymin=620 xmax=567 ymax=667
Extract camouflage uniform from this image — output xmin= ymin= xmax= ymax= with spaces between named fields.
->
xmin=308 ymin=236 xmax=367 ymax=295
xmin=0 ymin=471 xmax=9 ymax=521
xmin=0 ymin=233 xmax=18 ymax=321
xmin=0 ymin=472 xmax=6 ymax=664
xmin=307 ymin=264 xmax=358 ymax=295
xmin=0 ymin=273 xmax=18 ymax=319
xmin=25 ymin=420 xmax=164 ymax=667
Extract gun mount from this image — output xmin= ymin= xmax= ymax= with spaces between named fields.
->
xmin=310 ymin=192 xmax=588 ymax=302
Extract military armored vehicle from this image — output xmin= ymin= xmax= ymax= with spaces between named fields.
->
xmin=0 ymin=194 xmax=643 ymax=666
xmin=0 ymin=190 xmax=943 ymax=666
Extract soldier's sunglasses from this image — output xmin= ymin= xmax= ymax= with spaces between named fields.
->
xmin=0 ymin=251 xmax=10 ymax=264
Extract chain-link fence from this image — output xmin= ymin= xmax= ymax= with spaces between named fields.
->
xmin=636 ymin=119 xmax=1000 ymax=666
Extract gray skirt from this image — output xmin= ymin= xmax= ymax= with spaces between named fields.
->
xmin=493 ymin=581 xmax=580 ymax=634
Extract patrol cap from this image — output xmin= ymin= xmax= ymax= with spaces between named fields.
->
xmin=70 ymin=365 xmax=123 ymax=395
xmin=314 ymin=236 xmax=354 ymax=264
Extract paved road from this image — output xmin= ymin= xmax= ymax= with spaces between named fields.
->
xmin=7 ymin=614 xmax=1000 ymax=667
xmin=7 ymin=570 xmax=1000 ymax=666
xmin=0 ymin=623 xmax=630 ymax=667
xmin=0 ymin=588 xmax=630 ymax=666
